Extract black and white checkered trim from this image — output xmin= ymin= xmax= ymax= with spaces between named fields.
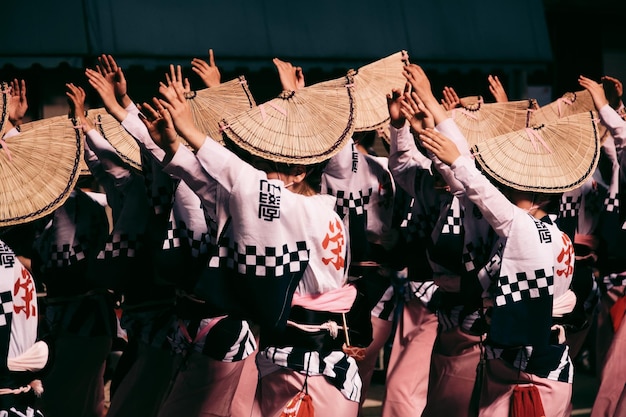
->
xmin=209 ymin=240 xmax=310 ymax=277
xmin=441 ymin=206 xmax=462 ymax=235
xmin=494 ymin=268 xmax=553 ymax=306
xmin=331 ymin=188 xmax=373 ymax=216
xmin=559 ymin=195 xmax=580 ymax=218
xmin=162 ymin=217 xmax=215 ymax=258
xmin=0 ymin=291 xmax=13 ymax=327
xmin=97 ymin=233 xmax=142 ymax=259
xmin=604 ymin=194 xmax=619 ymax=213
xmin=48 ymin=242 xmax=89 ymax=267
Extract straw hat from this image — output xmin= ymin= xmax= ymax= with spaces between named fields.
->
xmin=351 ymin=51 xmax=408 ymax=132
xmin=0 ymin=121 xmax=83 ymax=226
xmin=186 ymin=76 xmax=256 ymax=144
xmin=18 ymin=115 xmax=91 ymax=175
xmin=528 ymin=90 xmax=595 ymax=126
xmin=0 ymin=83 xmax=9 ymax=139
xmin=220 ymin=74 xmax=356 ymax=165
xmin=472 ymin=111 xmax=600 ymax=193
xmin=87 ymin=108 xmax=142 ymax=171
xmin=448 ymin=99 xmax=535 ymax=147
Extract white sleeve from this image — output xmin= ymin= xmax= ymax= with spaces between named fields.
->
xmin=388 ymin=124 xmax=432 ymax=197
xmin=450 ymin=156 xmax=517 ymax=237
xmin=120 ymin=112 xmax=166 ymax=162
xmin=599 ymin=104 xmax=626 ymax=151
xmin=162 ymin=143 xmax=220 ymax=219
xmin=432 ymin=118 xmax=472 ymax=195
xmin=84 ymin=129 xmax=132 ymax=184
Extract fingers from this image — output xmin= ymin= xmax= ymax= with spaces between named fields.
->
xmin=208 ymin=49 xmax=216 ymax=67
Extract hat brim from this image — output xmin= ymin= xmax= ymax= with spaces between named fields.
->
xmin=472 ymin=111 xmax=600 ymax=193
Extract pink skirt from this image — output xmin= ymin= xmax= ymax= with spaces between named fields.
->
xmin=421 ymin=325 xmax=482 ymax=417
xmin=382 ymin=298 xmax=438 ymax=417
xmin=254 ymin=368 xmax=359 ymax=417
xmin=478 ymin=358 xmax=572 ymax=417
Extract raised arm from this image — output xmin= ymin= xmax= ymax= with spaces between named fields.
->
xmin=7 ymin=79 xmax=28 ymax=131
xmin=191 ymin=49 xmax=221 ymax=88
xmin=487 ymin=74 xmax=508 ymax=103
xmin=440 ymin=86 xmax=461 ymax=111
xmin=419 ymin=128 xmax=515 ymax=236
xmin=579 ymin=75 xmax=626 ymax=150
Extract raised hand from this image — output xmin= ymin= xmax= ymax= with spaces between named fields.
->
xmin=387 ymin=87 xmax=407 ymax=129
xmin=440 ymin=86 xmax=460 ymax=111
xmin=601 ymin=75 xmax=623 ymax=110
xmin=402 ymin=91 xmax=435 ymax=132
xmin=96 ymin=54 xmax=129 ymax=104
xmin=65 ymin=83 xmax=94 ymax=133
xmin=403 ymin=64 xmax=448 ymax=124
xmin=579 ymin=75 xmax=609 ymax=110
xmin=488 ymin=75 xmax=508 ymax=103
xmin=165 ymin=64 xmax=191 ymax=95
xmin=157 ymin=82 xmax=205 ymax=150
xmin=191 ymin=49 xmax=221 ymax=88
xmin=8 ymin=79 xmax=28 ymax=127
xmin=85 ymin=68 xmax=126 ymax=121
xmin=138 ymin=98 xmax=179 ymax=155
xmin=273 ymin=58 xmax=304 ymax=92
xmin=418 ymin=128 xmax=461 ymax=166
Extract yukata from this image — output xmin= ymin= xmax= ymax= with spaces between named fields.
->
xmin=162 ymin=136 xmax=361 ymax=417
xmin=589 ymin=103 xmax=626 ymax=417
xmin=30 ymin=123 xmax=135 ymax=417
xmin=321 ymin=137 xmax=398 ymax=406
xmin=107 ymin=106 xmax=255 ymax=417
xmin=390 ymin=121 xmax=494 ymax=417
xmin=448 ymin=153 xmax=575 ymax=417
xmin=0 ymin=241 xmax=50 ymax=417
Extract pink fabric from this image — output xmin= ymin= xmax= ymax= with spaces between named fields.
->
xmin=574 ymin=233 xmax=599 ymax=250
xmin=230 ymin=346 xmax=261 ymax=417
xmin=382 ymin=298 xmax=438 ymax=417
xmin=253 ymin=368 xmax=359 ymax=417
xmin=156 ymin=352 xmax=246 ymax=417
xmin=478 ymin=358 xmax=571 ymax=417
xmin=525 ymin=127 xmax=553 ymax=153
xmin=292 ymin=284 xmax=357 ymax=313
xmin=357 ymin=316 xmax=393 ymax=414
xmin=592 ymin=307 xmax=626 ymax=417
xmin=421 ymin=326 xmax=482 ymax=417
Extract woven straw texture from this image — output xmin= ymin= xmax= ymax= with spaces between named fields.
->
xmin=472 ymin=111 xmax=600 ymax=193
xmin=187 ymin=76 xmax=256 ymax=144
xmin=221 ymin=75 xmax=356 ymax=165
xmin=352 ymin=51 xmax=407 ymax=132
xmin=18 ymin=115 xmax=90 ymax=175
xmin=87 ymin=108 xmax=142 ymax=171
xmin=0 ymin=83 xmax=9 ymax=139
xmin=529 ymin=90 xmax=595 ymax=127
xmin=448 ymin=99 xmax=535 ymax=147
xmin=0 ymin=122 xmax=83 ymax=226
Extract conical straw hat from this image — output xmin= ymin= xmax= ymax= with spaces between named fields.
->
xmin=472 ymin=111 xmax=600 ymax=193
xmin=448 ymin=99 xmax=535 ymax=147
xmin=87 ymin=108 xmax=142 ymax=171
xmin=352 ymin=51 xmax=408 ymax=132
xmin=186 ymin=76 xmax=256 ymax=144
xmin=18 ymin=115 xmax=91 ymax=175
xmin=528 ymin=90 xmax=595 ymax=126
xmin=0 ymin=83 xmax=9 ymax=139
xmin=220 ymin=74 xmax=356 ymax=165
xmin=0 ymin=121 xmax=83 ymax=226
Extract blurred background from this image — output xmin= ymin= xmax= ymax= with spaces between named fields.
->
xmin=2 ymin=0 xmax=626 ymax=120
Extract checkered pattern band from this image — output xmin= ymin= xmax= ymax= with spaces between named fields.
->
xmin=97 ymin=233 xmax=142 ymax=259
xmin=441 ymin=199 xmax=463 ymax=235
xmin=559 ymin=195 xmax=581 ymax=218
xmin=494 ymin=268 xmax=554 ymax=307
xmin=48 ymin=242 xmax=89 ymax=267
xmin=604 ymin=194 xmax=619 ymax=213
xmin=162 ymin=216 xmax=216 ymax=258
xmin=209 ymin=239 xmax=310 ymax=277
xmin=0 ymin=291 xmax=13 ymax=327
xmin=331 ymin=188 xmax=373 ymax=216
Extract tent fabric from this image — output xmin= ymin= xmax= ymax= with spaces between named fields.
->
xmin=0 ymin=0 xmax=552 ymax=70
